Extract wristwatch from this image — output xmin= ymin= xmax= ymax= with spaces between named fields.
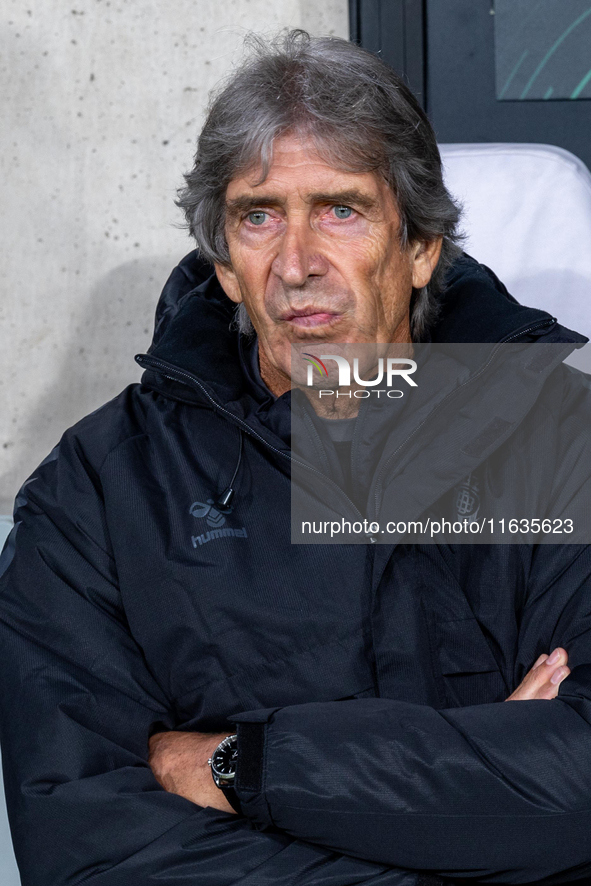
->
xmin=208 ymin=733 xmax=241 ymax=813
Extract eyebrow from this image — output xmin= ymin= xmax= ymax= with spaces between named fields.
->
xmin=308 ymin=190 xmax=379 ymax=211
xmin=225 ymin=189 xmax=379 ymax=217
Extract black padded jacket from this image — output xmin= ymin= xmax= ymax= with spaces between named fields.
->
xmin=1 ymin=252 xmax=591 ymax=886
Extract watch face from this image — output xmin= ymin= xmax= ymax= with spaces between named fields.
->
xmin=211 ymin=735 xmax=238 ymax=783
xmin=212 ymin=746 xmax=237 ymax=775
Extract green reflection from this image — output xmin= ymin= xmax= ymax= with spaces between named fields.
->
xmin=520 ymin=5 xmax=591 ymax=98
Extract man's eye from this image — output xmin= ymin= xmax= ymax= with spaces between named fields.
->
xmin=246 ymin=211 xmax=268 ymax=225
xmin=333 ymin=205 xmax=353 ymax=219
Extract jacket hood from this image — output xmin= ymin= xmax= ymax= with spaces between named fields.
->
xmin=137 ymin=251 xmax=291 ymax=452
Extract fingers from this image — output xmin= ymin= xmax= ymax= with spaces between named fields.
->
xmin=550 ymin=665 xmax=570 ymax=685
xmin=546 ymin=647 xmax=566 ymax=666
xmin=506 ymin=647 xmax=570 ymax=701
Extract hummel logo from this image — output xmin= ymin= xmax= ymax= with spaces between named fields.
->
xmin=189 ymin=500 xmax=248 ymax=547
xmin=192 ymin=526 xmax=248 ymax=547
xmin=190 ymin=500 xmax=229 ymax=529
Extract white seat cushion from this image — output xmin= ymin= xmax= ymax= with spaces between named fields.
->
xmin=439 ymin=143 xmax=591 ymax=336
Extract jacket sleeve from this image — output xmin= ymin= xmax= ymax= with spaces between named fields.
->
xmin=0 ymin=438 xmax=424 ymax=886
xmin=232 ymin=544 xmax=591 ymax=885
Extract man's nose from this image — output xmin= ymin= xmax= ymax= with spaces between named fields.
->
xmin=271 ymin=220 xmax=329 ymax=286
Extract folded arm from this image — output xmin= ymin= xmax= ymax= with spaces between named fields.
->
xmin=151 ymin=645 xmax=570 ymax=812
xmin=226 ymin=548 xmax=591 ymax=883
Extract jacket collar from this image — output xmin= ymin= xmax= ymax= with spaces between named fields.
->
xmin=136 ymin=250 xmax=587 ymax=437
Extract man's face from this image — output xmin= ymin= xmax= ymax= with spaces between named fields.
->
xmin=215 ymin=134 xmax=441 ymax=389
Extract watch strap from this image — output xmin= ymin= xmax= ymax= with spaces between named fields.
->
xmin=222 ymin=785 xmax=242 ymax=814
xmin=209 ymin=734 xmax=242 ymax=814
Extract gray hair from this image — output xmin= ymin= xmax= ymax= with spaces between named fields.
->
xmin=177 ymin=30 xmax=462 ymax=341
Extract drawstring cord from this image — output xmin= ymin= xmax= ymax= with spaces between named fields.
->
xmin=215 ymin=429 xmax=243 ymax=512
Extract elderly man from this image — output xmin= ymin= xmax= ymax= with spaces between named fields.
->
xmin=1 ymin=30 xmax=591 ymax=886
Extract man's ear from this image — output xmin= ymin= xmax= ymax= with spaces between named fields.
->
xmin=411 ymin=237 xmax=443 ymax=290
xmin=214 ymin=263 xmax=242 ymax=304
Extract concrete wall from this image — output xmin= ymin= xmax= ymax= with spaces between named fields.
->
xmin=0 ymin=0 xmax=349 ymax=514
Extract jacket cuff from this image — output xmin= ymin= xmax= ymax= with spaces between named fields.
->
xmin=229 ymin=708 xmax=280 ymax=829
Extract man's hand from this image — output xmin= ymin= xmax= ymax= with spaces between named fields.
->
xmin=505 ymin=647 xmax=570 ymax=701
xmin=148 ymin=730 xmax=237 ymax=814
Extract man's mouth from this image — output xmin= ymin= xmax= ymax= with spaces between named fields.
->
xmin=280 ymin=307 xmax=342 ymax=328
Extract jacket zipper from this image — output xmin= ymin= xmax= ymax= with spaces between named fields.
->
xmin=135 ymin=354 xmax=365 ymax=523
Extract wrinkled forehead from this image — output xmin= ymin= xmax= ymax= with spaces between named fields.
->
xmin=225 ymin=133 xmax=394 ymax=210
